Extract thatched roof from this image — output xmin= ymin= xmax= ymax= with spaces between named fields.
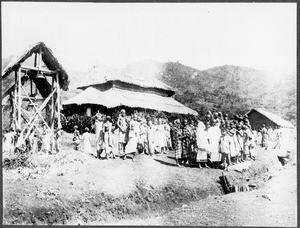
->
xmin=2 ymin=41 xmax=69 ymax=90
xmin=247 ymin=108 xmax=294 ymax=128
xmin=62 ymin=87 xmax=197 ymax=115
xmin=76 ymin=64 xmax=173 ymax=93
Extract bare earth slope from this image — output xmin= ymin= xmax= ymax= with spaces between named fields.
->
xmin=3 ymin=132 xmax=297 ymax=226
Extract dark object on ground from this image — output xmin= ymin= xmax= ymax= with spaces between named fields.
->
xmin=277 ymin=155 xmax=289 ymax=166
xmin=137 ymin=144 xmax=144 ymax=154
xmin=219 ymin=172 xmax=232 ymax=194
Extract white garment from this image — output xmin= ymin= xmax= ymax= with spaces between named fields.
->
xmin=3 ymin=132 xmax=14 ymax=153
xmin=125 ymin=120 xmax=139 ymax=154
xmin=164 ymin=123 xmax=172 ymax=148
xmin=156 ymin=124 xmax=165 ymax=148
xmin=117 ymin=116 xmax=127 ymax=143
xmin=82 ymin=132 xmax=93 ymax=154
xmin=228 ymin=135 xmax=237 ymax=157
xmin=94 ymin=120 xmax=103 ymax=142
xmin=207 ymin=126 xmax=221 ymax=162
xmin=219 ymin=135 xmax=230 ymax=154
xmin=196 ymin=122 xmax=210 ymax=150
xmin=147 ymin=126 xmax=156 ymax=155
xmin=42 ymin=132 xmax=51 ymax=152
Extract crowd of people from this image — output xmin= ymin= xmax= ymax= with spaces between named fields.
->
xmin=70 ymin=108 xmax=287 ymax=170
xmin=2 ymin=124 xmax=62 ymax=157
xmin=2 ymin=107 xmax=291 ymax=170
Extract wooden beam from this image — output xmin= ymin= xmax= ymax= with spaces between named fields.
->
xmin=20 ymin=88 xmax=57 ymax=145
xmin=20 ymin=96 xmax=45 ymax=101
xmin=21 ymin=66 xmax=56 ymax=75
xmin=51 ymin=77 xmax=55 ymax=151
xmin=56 ymin=72 xmax=61 ymax=128
xmin=21 ymin=85 xmax=51 ymax=130
xmin=38 ymin=46 xmax=42 ymax=70
xmin=17 ymin=67 xmax=22 ymax=129
xmin=30 ymin=79 xmax=33 ymax=96
xmin=34 ymin=53 xmax=37 ymax=67
xmin=20 ymin=107 xmax=43 ymax=135
xmin=12 ymin=71 xmax=17 ymax=130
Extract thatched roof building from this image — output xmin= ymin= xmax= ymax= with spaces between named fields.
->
xmin=63 ymin=87 xmax=197 ymax=115
xmin=77 ymin=65 xmax=174 ymax=96
xmin=63 ymin=65 xmax=197 ymax=116
xmin=246 ymin=108 xmax=294 ymax=129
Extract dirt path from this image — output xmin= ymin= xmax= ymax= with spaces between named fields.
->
xmin=108 ymin=164 xmax=297 ymax=226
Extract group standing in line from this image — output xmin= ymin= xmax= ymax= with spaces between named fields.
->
xmin=3 ymin=107 xmax=290 ymax=171
xmin=69 ymin=108 xmax=285 ymax=170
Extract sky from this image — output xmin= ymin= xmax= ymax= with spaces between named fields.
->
xmin=1 ymin=2 xmax=297 ymax=74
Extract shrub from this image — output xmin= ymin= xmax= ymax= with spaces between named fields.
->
xmin=61 ymin=114 xmax=93 ymax=134
xmin=3 ymin=150 xmax=35 ymax=170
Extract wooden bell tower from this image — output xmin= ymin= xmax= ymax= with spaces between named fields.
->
xmin=12 ymin=47 xmax=61 ymax=151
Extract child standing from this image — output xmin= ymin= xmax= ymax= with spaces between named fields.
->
xmin=31 ymin=133 xmax=40 ymax=153
xmin=73 ymin=126 xmax=81 ymax=150
xmin=81 ymin=127 xmax=93 ymax=155
xmin=42 ymin=129 xmax=52 ymax=154
xmin=3 ymin=128 xmax=14 ymax=155
xmin=219 ymin=130 xmax=230 ymax=171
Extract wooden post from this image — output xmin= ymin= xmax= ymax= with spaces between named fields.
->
xmin=51 ymin=76 xmax=55 ymax=151
xmin=51 ymin=76 xmax=55 ymax=125
xmin=21 ymin=88 xmax=56 ymax=144
xmin=17 ymin=67 xmax=22 ymax=129
xmin=34 ymin=53 xmax=37 ymax=67
xmin=56 ymin=72 xmax=61 ymax=128
xmin=30 ymin=79 xmax=33 ymax=96
xmin=13 ymin=71 xmax=18 ymax=130
xmin=38 ymin=47 xmax=42 ymax=70
xmin=21 ymin=85 xmax=51 ymax=130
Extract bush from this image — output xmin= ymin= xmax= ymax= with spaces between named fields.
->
xmin=61 ymin=114 xmax=93 ymax=134
xmin=3 ymin=152 xmax=35 ymax=170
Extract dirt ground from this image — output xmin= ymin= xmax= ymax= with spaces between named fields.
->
xmin=107 ymin=161 xmax=297 ymax=226
xmin=2 ymin=131 xmax=297 ymax=226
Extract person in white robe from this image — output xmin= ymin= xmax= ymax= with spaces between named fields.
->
xmin=227 ymin=123 xmax=238 ymax=164
xmin=256 ymin=130 xmax=262 ymax=147
xmin=207 ymin=120 xmax=222 ymax=166
xmin=155 ymin=118 xmax=166 ymax=155
xmin=42 ymin=129 xmax=52 ymax=154
xmin=124 ymin=115 xmax=139 ymax=160
xmin=81 ymin=127 xmax=93 ymax=155
xmin=195 ymin=120 xmax=210 ymax=168
xmin=146 ymin=119 xmax=156 ymax=156
xmin=3 ymin=128 xmax=15 ymax=156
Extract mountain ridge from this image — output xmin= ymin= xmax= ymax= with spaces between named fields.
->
xmin=43 ymin=59 xmax=298 ymax=125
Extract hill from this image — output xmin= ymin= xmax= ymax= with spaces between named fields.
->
xmin=64 ymin=60 xmax=296 ymax=125
xmin=159 ymin=62 xmax=296 ymax=124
